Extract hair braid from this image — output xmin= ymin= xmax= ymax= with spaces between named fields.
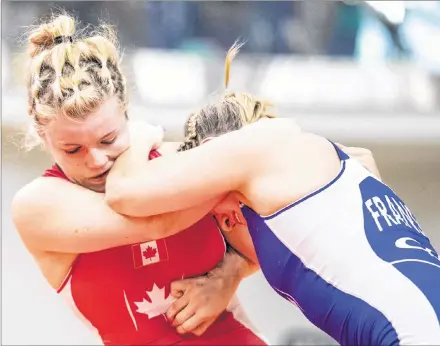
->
xmin=178 ymin=113 xmax=199 ymax=152
xmin=24 ymin=12 xmax=128 ymax=150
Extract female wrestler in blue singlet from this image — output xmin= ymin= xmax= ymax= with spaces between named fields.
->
xmin=105 ymin=43 xmax=440 ymax=345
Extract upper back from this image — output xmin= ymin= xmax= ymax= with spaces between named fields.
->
xmin=238 ymin=119 xmax=342 ymax=216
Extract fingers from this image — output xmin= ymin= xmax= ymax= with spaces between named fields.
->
xmin=167 ymin=274 xmax=228 ymax=337
xmin=167 ymin=278 xmax=196 ymax=321
xmin=188 ymin=319 xmax=215 ymax=336
xmin=335 ymin=142 xmax=372 ymax=156
xmin=172 ymin=304 xmax=196 ymax=328
xmin=176 ymin=313 xmax=204 ymax=335
xmin=170 ymin=278 xmax=191 ymax=297
xmin=335 ymin=143 xmax=380 ymax=179
xmin=170 ymin=290 xmax=183 ymax=299
xmin=166 ymin=293 xmax=189 ymax=322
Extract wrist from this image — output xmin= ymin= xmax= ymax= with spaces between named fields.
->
xmin=208 ymin=250 xmax=248 ymax=285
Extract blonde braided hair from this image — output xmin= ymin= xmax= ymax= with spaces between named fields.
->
xmin=179 ymin=39 xmax=276 ymax=152
xmin=24 ymin=12 xmax=127 ymax=150
xmin=178 ymin=113 xmax=199 ymax=151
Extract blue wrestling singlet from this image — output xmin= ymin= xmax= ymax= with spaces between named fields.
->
xmin=241 ymin=145 xmax=440 ymax=345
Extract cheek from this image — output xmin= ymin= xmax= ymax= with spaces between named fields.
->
xmin=110 ymin=132 xmax=130 ymax=157
xmin=45 ymin=143 xmax=72 ymax=168
xmin=47 ymin=151 xmax=84 ymax=181
xmin=56 ymin=153 xmax=84 ymax=171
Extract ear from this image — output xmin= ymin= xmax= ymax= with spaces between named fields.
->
xmin=214 ymin=213 xmax=234 ymax=233
xmin=211 ymin=193 xmax=247 ymax=233
xmin=35 ymin=127 xmax=47 ymax=148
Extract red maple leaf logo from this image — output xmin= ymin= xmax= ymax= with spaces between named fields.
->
xmin=143 ymin=246 xmax=157 ymax=261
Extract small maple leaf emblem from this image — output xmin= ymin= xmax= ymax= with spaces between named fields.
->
xmin=143 ymin=246 xmax=157 ymax=261
xmin=134 ymin=284 xmax=175 ymax=319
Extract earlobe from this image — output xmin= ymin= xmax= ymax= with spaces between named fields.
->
xmin=36 ymin=129 xmax=47 ymax=148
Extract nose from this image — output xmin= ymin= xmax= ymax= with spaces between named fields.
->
xmin=86 ymin=148 xmax=108 ymax=170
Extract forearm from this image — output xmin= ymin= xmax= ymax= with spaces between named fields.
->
xmin=155 ymin=198 xmax=226 ymax=238
xmin=105 ymin=120 xmax=163 ymax=205
xmin=207 ymin=246 xmax=259 ymax=289
xmin=224 ymin=246 xmax=260 ymax=278
xmin=106 ymin=140 xmax=168 ymax=216
xmin=106 ymin=141 xmax=150 ymax=189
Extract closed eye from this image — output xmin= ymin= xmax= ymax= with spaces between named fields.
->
xmin=64 ymin=147 xmax=81 ymax=155
xmin=101 ymin=136 xmax=117 ymax=145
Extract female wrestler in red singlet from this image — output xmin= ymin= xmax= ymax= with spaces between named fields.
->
xmin=12 ymin=14 xmax=265 ymax=345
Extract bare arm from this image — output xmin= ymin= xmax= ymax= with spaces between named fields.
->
xmin=166 ymin=245 xmax=258 ymax=335
xmin=214 ymin=245 xmax=259 ymax=279
xmin=12 ymin=177 xmax=222 ymax=254
xmin=106 ymin=119 xmax=297 ymax=217
xmin=220 ymin=226 xmax=260 ymax=266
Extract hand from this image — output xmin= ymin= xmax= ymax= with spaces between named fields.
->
xmin=128 ymin=120 xmax=164 ymax=151
xmin=166 ymin=272 xmax=239 ymax=336
xmin=336 ymin=143 xmax=381 ymax=180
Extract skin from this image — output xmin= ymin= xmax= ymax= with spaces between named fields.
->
xmin=211 ymin=141 xmax=383 ymax=264
xmin=104 ymin=117 xmax=372 ymax=263
xmin=42 ymin=97 xmax=131 ymax=193
xmin=167 ymin=246 xmax=254 ymax=335
xmin=12 ymin=97 xmax=257 ymax=336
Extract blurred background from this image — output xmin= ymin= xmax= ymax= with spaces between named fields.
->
xmin=2 ymin=1 xmax=440 ymax=345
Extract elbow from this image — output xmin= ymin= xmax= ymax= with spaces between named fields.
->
xmin=105 ymin=192 xmax=125 ymax=215
xmin=105 ymin=179 xmax=156 ymax=217
xmin=105 ymin=179 xmax=133 ymax=215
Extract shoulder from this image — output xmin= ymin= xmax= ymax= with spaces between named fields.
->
xmin=12 ymin=177 xmax=73 ymax=230
xmin=13 ymin=177 xmax=51 ymax=207
xmin=245 ymin=118 xmax=301 ymax=136
xmin=14 ymin=176 xmax=70 ymax=202
xmin=215 ymin=118 xmax=302 ymax=154
xmin=13 ymin=178 xmax=50 ymax=216
xmin=11 ymin=178 xmax=51 ymax=249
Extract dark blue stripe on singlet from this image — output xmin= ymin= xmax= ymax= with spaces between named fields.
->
xmin=263 ymin=141 xmax=349 ymax=221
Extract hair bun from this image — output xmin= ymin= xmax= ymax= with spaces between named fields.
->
xmin=28 ymin=14 xmax=75 ymax=57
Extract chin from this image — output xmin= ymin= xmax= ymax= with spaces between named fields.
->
xmin=93 ymin=185 xmax=106 ymax=193
xmin=84 ymin=182 xmax=106 ymax=193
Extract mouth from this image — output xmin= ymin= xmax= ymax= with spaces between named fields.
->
xmin=90 ymin=168 xmax=111 ymax=181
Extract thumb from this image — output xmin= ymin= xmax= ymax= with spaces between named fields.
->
xmin=170 ymin=278 xmax=191 ymax=297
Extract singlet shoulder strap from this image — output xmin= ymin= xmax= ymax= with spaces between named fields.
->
xmin=149 ymin=149 xmax=162 ymax=160
xmin=329 ymin=141 xmax=350 ymax=161
xmin=42 ymin=164 xmax=70 ymax=181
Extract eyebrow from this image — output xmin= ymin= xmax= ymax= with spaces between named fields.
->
xmin=59 ymin=130 xmax=117 ymax=146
